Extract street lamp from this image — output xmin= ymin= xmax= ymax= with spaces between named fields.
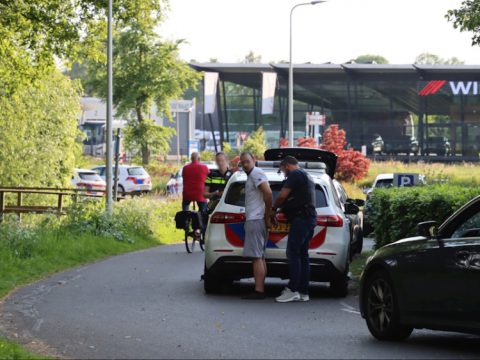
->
xmin=288 ymin=1 xmax=326 ymax=147
xmin=106 ymin=0 xmax=113 ymax=213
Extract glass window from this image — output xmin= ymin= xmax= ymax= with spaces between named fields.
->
xmin=127 ymin=167 xmax=147 ymax=176
xmin=224 ymin=182 xmax=328 ymax=208
xmin=79 ymin=172 xmax=103 ymax=182
xmin=374 ymin=179 xmax=393 ymax=188
xmin=452 ymin=211 xmax=480 ymax=238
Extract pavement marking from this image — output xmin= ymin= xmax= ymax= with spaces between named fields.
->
xmin=340 ymin=301 xmax=361 ymax=315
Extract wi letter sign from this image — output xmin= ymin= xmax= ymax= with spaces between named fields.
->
xmin=449 ymin=81 xmax=479 ymax=95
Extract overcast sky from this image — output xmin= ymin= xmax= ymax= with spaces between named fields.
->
xmin=160 ymin=0 xmax=478 ymax=64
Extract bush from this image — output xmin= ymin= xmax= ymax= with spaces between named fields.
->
xmin=369 ymin=185 xmax=480 ymax=248
xmin=241 ymin=127 xmax=267 ymax=159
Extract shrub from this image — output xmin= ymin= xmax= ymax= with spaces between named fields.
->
xmin=241 ymin=127 xmax=267 ymax=159
xmin=369 ymin=185 xmax=480 ymax=248
xmin=320 ymin=125 xmax=370 ymax=182
xmin=200 ymin=150 xmax=215 ymax=161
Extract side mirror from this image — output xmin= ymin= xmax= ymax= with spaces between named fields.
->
xmin=348 ymin=198 xmax=365 ymax=207
xmin=345 ymin=202 xmax=360 ymax=215
xmin=417 ymin=221 xmax=438 ymax=239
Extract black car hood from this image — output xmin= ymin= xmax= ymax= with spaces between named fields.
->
xmin=264 ymin=148 xmax=337 ymax=178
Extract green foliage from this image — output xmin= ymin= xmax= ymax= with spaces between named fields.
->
xmin=414 ymin=52 xmax=464 ymax=64
xmin=200 ymin=150 xmax=215 ymax=161
xmin=369 ymin=185 xmax=480 ymax=248
xmin=123 ymin=118 xmax=175 ymax=164
xmin=0 ymin=337 xmax=45 ymax=360
xmin=447 ymin=1 xmax=480 ymax=46
xmin=83 ymin=4 xmax=199 ymax=164
xmin=241 ymin=127 xmax=267 ymax=159
xmin=223 ymin=142 xmax=240 ymax=159
xmin=0 ymin=70 xmax=82 ymax=187
xmin=354 ymin=54 xmax=389 ymax=64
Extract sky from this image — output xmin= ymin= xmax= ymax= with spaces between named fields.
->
xmin=159 ymin=0 xmax=479 ymax=64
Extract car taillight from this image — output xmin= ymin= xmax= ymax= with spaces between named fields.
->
xmin=316 ymin=215 xmax=343 ymax=227
xmin=210 ymin=212 xmax=246 ymax=224
xmin=126 ymin=176 xmax=138 ymax=184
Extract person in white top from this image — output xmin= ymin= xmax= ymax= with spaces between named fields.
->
xmin=240 ymin=152 xmax=273 ymax=300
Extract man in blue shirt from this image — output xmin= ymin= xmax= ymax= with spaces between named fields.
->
xmin=271 ymin=156 xmax=316 ymax=303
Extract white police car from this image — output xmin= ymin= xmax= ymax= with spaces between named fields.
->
xmin=203 ymin=148 xmax=355 ymax=297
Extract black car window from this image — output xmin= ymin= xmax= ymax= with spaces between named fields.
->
xmin=224 ymin=182 xmax=328 ymax=208
xmin=375 ymin=179 xmax=393 ymax=188
xmin=451 ymin=211 xmax=480 ymax=238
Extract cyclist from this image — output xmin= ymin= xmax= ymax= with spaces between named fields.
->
xmin=182 ymin=152 xmax=209 ymax=212
xmin=203 ymin=152 xmax=234 ymax=213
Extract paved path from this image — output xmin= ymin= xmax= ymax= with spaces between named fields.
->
xmin=1 ymin=244 xmax=479 ymax=359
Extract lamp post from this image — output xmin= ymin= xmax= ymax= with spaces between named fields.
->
xmin=288 ymin=1 xmax=325 ymax=147
xmin=106 ymin=0 xmax=113 ymax=213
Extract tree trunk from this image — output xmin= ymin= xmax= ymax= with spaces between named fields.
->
xmin=135 ymin=102 xmax=150 ymax=165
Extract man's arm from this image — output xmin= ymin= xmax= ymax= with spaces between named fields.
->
xmin=259 ymin=182 xmax=273 ymax=227
xmin=272 ymin=187 xmax=292 ymax=210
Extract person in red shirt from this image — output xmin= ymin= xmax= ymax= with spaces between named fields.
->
xmin=182 ymin=152 xmax=209 ymax=212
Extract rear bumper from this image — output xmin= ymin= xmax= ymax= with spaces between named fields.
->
xmin=205 ymin=256 xmax=346 ymax=282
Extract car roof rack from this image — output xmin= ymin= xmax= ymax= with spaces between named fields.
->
xmin=256 ymin=161 xmax=326 ymax=171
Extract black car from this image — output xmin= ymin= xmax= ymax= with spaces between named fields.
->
xmin=359 ymin=196 xmax=480 ymax=341
xmin=333 ymin=179 xmax=364 ymax=260
xmin=425 ymin=136 xmax=452 ymax=156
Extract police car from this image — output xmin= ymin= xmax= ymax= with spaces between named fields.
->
xmin=203 ymin=148 xmax=355 ymax=297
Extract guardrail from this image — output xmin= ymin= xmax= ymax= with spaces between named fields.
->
xmin=0 ymin=187 xmax=113 ymax=222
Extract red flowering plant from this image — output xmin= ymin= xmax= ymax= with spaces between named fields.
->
xmin=320 ymin=124 xmax=370 ymax=181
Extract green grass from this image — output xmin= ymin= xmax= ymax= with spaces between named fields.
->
xmin=0 ymin=338 xmax=46 ymax=360
xmin=0 ymin=197 xmax=183 ymax=358
xmin=351 ymin=250 xmax=374 ymax=280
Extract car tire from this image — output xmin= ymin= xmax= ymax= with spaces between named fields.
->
xmin=330 ymin=256 xmax=349 ymax=298
xmin=363 ymin=270 xmax=413 ymax=341
xmin=355 ymin=227 xmax=364 ymax=254
xmin=203 ymin=266 xmax=223 ymax=294
xmin=118 ymin=184 xmax=125 ymax=197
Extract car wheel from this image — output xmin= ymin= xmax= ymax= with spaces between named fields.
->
xmin=330 ymin=256 xmax=349 ymax=298
xmin=355 ymin=227 xmax=364 ymax=254
xmin=117 ymin=185 xmax=125 ymax=197
xmin=203 ymin=266 xmax=224 ymax=294
xmin=364 ymin=270 xmax=413 ymax=341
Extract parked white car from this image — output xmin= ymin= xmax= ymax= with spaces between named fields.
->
xmin=203 ymin=148 xmax=354 ymax=297
xmin=71 ymin=168 xmax=106 ymax=195
xmin=166 ymin=162 xmax=217 ymax=195
xmin=92 ymin=165 xmax=152 ymax=195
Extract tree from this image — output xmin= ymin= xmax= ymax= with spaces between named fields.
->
xmin=243 ymin=51 xmax=262 ymax=63
xmin=354 ymin=54 xmax=389 ymax=64
xmin=84 ymin=2 xmax=199 ymax=164
xmin=414 ymin=52 xmax=464 ymax=64
xmin=320 ymin=125 xmax=370 ymax=182
xmin=447 ymin=1 xmax=480 ymax=46
xmin=241 ymin=127 xmax=267 ymax=159
xmin=0 ymin=71 xmax=82 ymax=187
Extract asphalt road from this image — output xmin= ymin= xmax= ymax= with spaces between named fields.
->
xmin=1 ymin=243 xmax=480 ymax=359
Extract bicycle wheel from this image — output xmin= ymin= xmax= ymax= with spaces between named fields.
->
xmin=199 ymin=232 xmax=205 ymax=252
xmin=184 ymin=217 xmax=196 ymax=253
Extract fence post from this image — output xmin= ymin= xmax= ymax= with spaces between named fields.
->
xmin=58 ymin=194 xmax=63 ymax=216
xmin=0 ymin=191 xmax=4 ymax=223
xmin=17 ymin=192 xmax=22 ymax=222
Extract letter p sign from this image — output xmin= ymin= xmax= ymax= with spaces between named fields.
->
xmin=393 ymin=173 xmax=418 ymax=187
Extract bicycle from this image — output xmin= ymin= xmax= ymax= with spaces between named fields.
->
xmin=175 ymin=204 xmax=205 ymax=254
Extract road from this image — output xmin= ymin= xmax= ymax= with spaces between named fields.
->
xmin=1 ymin=244 xmax=479 ymax=359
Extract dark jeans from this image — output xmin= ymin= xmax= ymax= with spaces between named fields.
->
xmin=182 ymin=200 xmax=207 ymax=213
xmin=287 ymin=216 xmax=316 ymax=294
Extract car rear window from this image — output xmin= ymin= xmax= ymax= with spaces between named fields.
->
xmin=375 ymin=179 xmax=393 ymax=188
xmin=127 ymin=167 xmax=147 ymax=176
xmin=79 ymin=172 xmax=102 ymax=182
xmin=224 ymin=182 xmax=327 ymax=208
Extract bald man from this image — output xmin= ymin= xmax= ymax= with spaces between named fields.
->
xmin=182 ymin=152 xmax=209 ymax=213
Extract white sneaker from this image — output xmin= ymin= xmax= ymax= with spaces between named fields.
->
xmin=275 ymin=287 xmax=301 ymax=303
xmin=299 ymin=293 xmax=310 ymax=302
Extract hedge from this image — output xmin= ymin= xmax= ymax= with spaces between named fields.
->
xmin=368 ymin=184 xmax=480 ymax=249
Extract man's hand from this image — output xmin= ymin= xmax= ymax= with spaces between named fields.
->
xmin=270 ymin=212 xmax=278 ymax=226
xmin=265 ymin=216 xmax=272 ymax=229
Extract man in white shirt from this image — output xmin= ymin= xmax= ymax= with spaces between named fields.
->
xmin=240 ymin=152 xmax=273 ymax=300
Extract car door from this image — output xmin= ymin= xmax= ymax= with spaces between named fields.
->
xmin=435 ymin=201 xmax=480 ymax=328
xmin=400 ymin=200 xmax=480 ymax=327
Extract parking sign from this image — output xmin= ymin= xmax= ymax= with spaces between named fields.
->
xmin=393 ymin=173 xmax=419 ymax=187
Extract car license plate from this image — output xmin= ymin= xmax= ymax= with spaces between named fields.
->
xmin=270 ymin=223 xmax=290 ymax=233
